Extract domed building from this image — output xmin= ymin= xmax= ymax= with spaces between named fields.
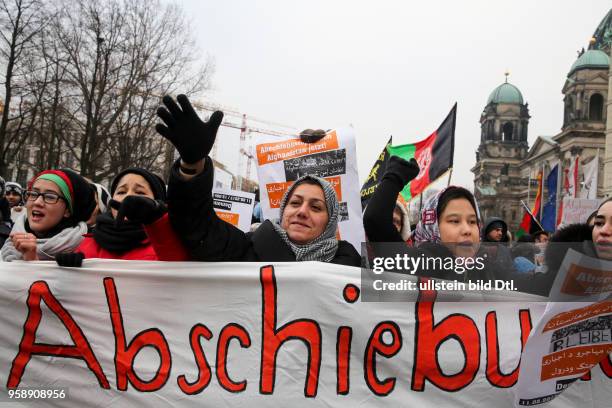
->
xmin=473 ymin=7 xmax=611 ymax=233
xmin=472 ymin=75 xmax=530 ymax=230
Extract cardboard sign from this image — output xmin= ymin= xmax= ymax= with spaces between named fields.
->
xmin=212 ymin=188 xmax=255 ymax=232
xmin=255 ymin=129 xmax=365 ymax=250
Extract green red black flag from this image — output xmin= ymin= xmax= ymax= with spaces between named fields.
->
xmin=386 ymin=103 xmax=456 ymax=201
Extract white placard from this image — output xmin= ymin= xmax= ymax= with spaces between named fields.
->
xmin=255 ymin=128 xmax=365 ymax=250
xmin=212 ymin=188 xmax=255 ymax=232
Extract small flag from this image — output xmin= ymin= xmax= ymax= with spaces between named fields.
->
xmin=517 ymin=171 xmax=543 ymax=238
xmin=386 ymin=104 xmax=456 ymax=201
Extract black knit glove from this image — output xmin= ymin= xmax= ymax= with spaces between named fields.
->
xmin=383 ymin=155 xmax=420 ymax=187
xmin=56 ymin=252 xmax=85 ymax=267
xmin=155 ymin=94 xmax=224 ymax=164
xmin=110 ymin=196 xmax=167 ymax=225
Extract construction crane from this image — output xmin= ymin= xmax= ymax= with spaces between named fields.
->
xmin=192 ymin=100 xmax=298 ymax=190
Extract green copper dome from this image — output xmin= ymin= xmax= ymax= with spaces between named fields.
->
xmin=568 ymin=49 xmax=609 ymax=76
xmin=487 ymin=82 xmax=524 ymax=105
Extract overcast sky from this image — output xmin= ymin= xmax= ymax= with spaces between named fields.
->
xmin=175 ymin=0 xmax=611 ymax=189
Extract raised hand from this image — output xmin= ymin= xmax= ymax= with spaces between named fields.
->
xmin=383 ymin=155 xmax=420 ymax=187
xmin=155 ymin=94 xmax=224 ymax=164
xmin=110 ymin=196 xmax=167 ymax=225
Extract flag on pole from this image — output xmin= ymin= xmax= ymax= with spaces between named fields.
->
xmin=517 ymin=171 xmax=543 ymax=238
xmin=386 ymin=104 xmax=456 ymax=201
xmin=541 ymin=164 xmax=558 ymax=232
xmin=579 ymin=154 xmax=599 ymax=199
xmin=568 ymin=155 xmax=579 ymax=198
xmin=360 ymin=137 xmax=392 ymax=209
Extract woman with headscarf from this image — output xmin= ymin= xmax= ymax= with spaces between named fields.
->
xmin=56 ymin=168 xmax=188 ymax=266
xmin=535 ymin=197 xmax=612 ymax=296
xmin=155 ymin=94 xmax=360 ymax=265
xmin=364 ymin=155 xmax=510 ymax=282
xmin=1 ymin=169 xmax=96 ymax=261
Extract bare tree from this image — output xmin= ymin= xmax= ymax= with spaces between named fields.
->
xmin=0 ymin=0 xmax=46 ymax=176
xmin=45 ymin=0 xmax=212 ymax=181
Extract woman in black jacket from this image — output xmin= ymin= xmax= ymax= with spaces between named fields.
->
xmin=156 ymin=94 xmax=360 ymax=266
xmin=535 ymin=197 xmax=612 ymax=296
xmin=363 ymin=155 xmax=502 ymax=282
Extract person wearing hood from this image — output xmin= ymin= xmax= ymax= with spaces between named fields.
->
xmin=154 ymin=94 xmax=360 ymax=265
xmin=56 ymin=168 xmax=188 ymax=266
xmin=364 ymin=155 xmax=502 ymax=282
xmin=4 ymin=181 xmax=25 ymax=223
xmin=1 ymin=169 xmax=96 ymax=261
xmin=482 ymin=217 xmax=509 ymax=242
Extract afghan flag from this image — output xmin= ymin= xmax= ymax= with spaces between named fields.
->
xmin=360 ymin=136 xmax=392 ymax=210
xmin=516 ymin=171 xmax=543 ymax=238
xmin=386 ymin=104 xmax=456 ymax=201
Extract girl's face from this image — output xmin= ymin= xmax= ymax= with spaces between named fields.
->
xmin=25 ymin=179 xmax=70 ymax=234
xmin=438 ymin=197 xmax=480 ymax=258
xmin=593 ymin=201 xmax=612 ymax=260
xmin=281 ymin=183 xmax=329 ymax=245
xmin=111 ymin=174 xmax=154 ymax=218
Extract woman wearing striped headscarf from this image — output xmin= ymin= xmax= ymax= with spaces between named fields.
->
xmin=1 ymin=169 xmax=96 ymax=261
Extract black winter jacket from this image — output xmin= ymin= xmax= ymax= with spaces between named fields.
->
xmin=167 ymin=158 xmax=361 ymax=266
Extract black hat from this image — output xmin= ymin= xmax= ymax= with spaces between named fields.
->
xmin=110 ymin=168 xmax=166 ymax=201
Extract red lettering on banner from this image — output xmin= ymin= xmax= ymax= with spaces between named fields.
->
xmin=485 ymin=310 xmax=532 ymax=388
xmin=259 ymin=265 xmax=322 ymax=397
xmin=6 ymin=281 xmax=109 ymax=389
xmin=216 ymin=323 xmax=251 ymax=393
xmin=411 ymin=288 xmax=481 ymax=392
xmin=600 ymin=355 xmax=612 ymax=378
xmin=177 ymin=324 xmax=213 ymax=394
xmin=104 ymin=277 xmax=172 ymax=392
xmin=336 ymin=326 xmax=352 ymax=395
xmin=364 ymin=321 xmax=402 ymax=396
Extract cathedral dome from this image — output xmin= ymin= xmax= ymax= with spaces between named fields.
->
xmin=486 ymin=82 xmax=524 ymax=105
xmin=568 ymin=49 xmax=609 ymax=76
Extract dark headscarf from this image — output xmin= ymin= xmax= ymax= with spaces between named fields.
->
xmin=93 ymin=168 xmax=166 ymax=253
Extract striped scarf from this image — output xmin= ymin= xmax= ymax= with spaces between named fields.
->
xmin=272 ymin=175 xmax=339 ymax=262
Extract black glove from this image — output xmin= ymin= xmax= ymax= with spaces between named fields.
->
xmin=56 ymin=252 xmax=85 ymax=267
xmin=155 ymin=94 xmax=224 ymax=164
xmin=383 ymin=156 xmax=420 ymax=187
xmin=299 ymin=128 xmax=326 ymax=143
xmin=110 ymin=196 xmax=167 ymax=225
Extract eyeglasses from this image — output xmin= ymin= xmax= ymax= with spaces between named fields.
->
xmin=24 ymin=190 xmax=65 ymax=205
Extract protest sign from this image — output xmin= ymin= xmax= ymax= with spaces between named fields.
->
xmin=559 ymin=198 xmax=601 ymax=226
xmin=255 ymin=129 xmax=365 ymax=250
xmin=212 ymin=188 xmax=255 ymax=232
xmin=1 ymin=260 xmax=610 ymax=407
xmin=514 ymin=249 xmax=612 ymax=406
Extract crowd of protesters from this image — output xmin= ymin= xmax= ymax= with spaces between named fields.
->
xmin=0 ymin=94 xmax=611 ymax=298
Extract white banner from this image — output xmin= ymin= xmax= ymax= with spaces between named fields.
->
xmin=0 ymin=261 xmax=610 ymax=407
xmin=515 ymin=249 xmax=612 ymax=406
xmin=255 ymin=129 xmax=365 ymax=250
xmin=212 ymin=188 xmax=256 ymax=232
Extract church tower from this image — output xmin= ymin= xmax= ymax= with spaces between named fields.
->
xmin=472 ymin=74 xmax=530 ymax=229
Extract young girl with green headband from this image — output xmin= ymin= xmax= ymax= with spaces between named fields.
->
xmin=0 ymin=169 xmax=96 ymax=261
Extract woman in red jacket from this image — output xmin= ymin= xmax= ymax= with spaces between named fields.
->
xmin=56 ymin=168 xmax=187 ymax=266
